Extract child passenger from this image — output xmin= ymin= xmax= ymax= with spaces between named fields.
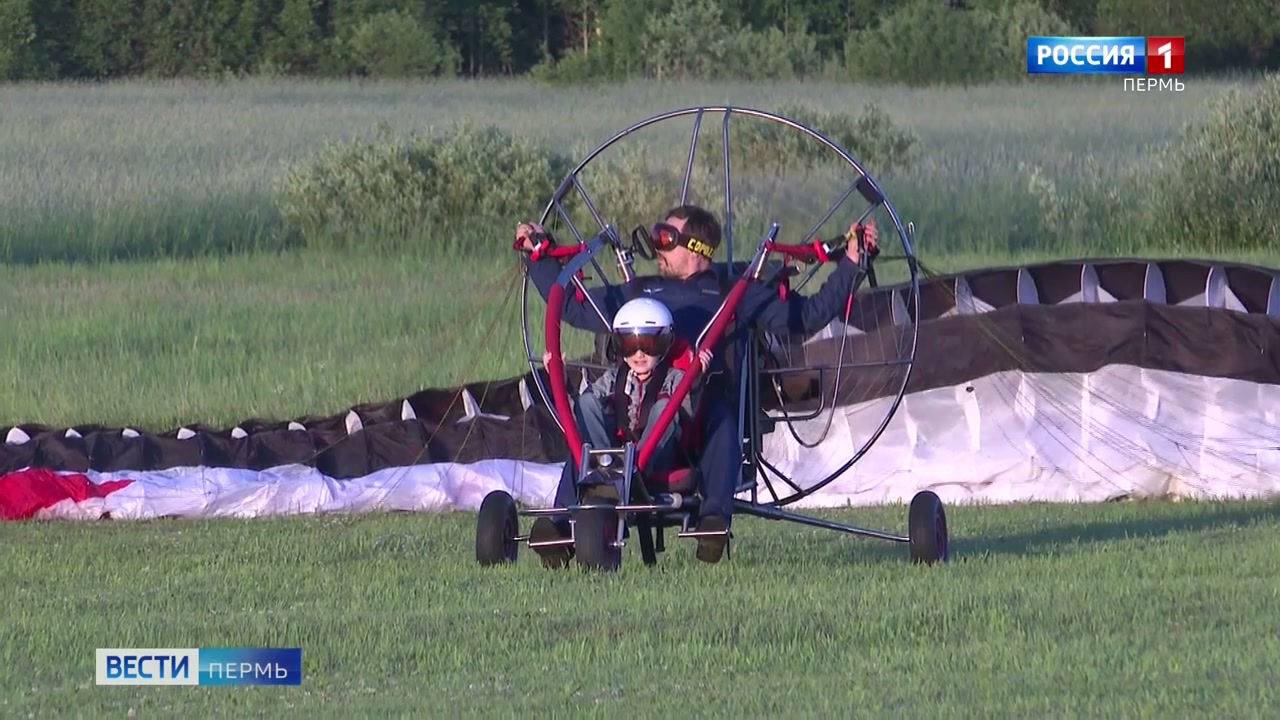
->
xmin=543 ymin=296 xmax=712 ymax=470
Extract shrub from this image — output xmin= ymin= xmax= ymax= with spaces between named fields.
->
xmin=634 ymin=0 xmax=825 ymax=82
xmin=0 ymin=0 xmax=39 ymax=81
xmin=275 ymin=122 xmax=573 ymax=254
xmin=344 ymin=9 xmax=460 ymax=78
xmin=1145 ymin=73 xmax=1280 ymax=253
xmin=564 ymin=143 xmax=679 ymax=240
xmin=844 ymin=0 xmax=1076 ymax=86
xmin=1015 ymin=155 xmax=1136 ymax=253
xmin=529 ymin=1 xmax=829 ymax=83
xmin=528 ymin=48 xmax=615 ymax=85
xmin=548 ymin=141 xmax=776 ymax=262
xmin=639 ymin=0 xmax=731 ymax=81
xmin=716 ymin=27 xmax=825 ymax=82
xmin=1092 ymin=0 xmax=1280 ymax=74
xmin=699 ymin=102 xmax=920 ymax=178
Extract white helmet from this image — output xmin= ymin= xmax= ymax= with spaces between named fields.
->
xmin=610 ymin=297 xmax=674 ymax=359
xmin=612 ymin=297 xmax=674 ymax=333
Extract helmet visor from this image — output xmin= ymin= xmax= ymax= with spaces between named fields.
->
xmin=610 ymin=329 xmax=672 ymax=358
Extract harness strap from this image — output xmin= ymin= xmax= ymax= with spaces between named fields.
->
xmin=612 ymin=360 xmax=672 ymax=443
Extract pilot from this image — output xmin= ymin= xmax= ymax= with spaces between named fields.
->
xmin=515 ymin=204 xmax=877 ymax=564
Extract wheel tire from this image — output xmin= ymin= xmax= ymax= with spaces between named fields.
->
xmin=907 ymin=490 xmax=949 ymax=565
xmin=574 ymin=498 xmax=622 ymax=572
xmin=476 ymin=490 xmax=519 ymax=566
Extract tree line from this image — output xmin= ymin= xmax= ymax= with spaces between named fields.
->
xmin=1 ymin=0 xmax=1276 ymax=83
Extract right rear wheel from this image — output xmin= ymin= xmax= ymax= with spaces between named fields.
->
xmin=907 ymin=490 xmax=949 ymax=565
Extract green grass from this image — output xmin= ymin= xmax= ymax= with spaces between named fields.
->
xmin=2 ymin=500 xmax=1279 ymax=715
xmin=0 ymin=250 xmax=524 ymax=429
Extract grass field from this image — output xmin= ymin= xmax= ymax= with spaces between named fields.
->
xmin=4 ymin=500 xmax=1280 ymax=715
xmin=3 ymin=76 xmax=1280 ymax=716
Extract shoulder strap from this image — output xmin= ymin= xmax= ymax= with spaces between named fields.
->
xmin=612 ymin=362 xmax=672 ymax=443
xmin=611 ymin=363 xmax=630 ymax=441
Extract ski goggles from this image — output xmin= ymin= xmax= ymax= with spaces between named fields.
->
xmin=610 ymin=329 xmax=673 ymax=358
xmin=648 ymin=222 xmax=718 ymax=260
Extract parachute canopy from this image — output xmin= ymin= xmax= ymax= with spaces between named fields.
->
xmin=2 ymin=257 xmax=1279 ymax=521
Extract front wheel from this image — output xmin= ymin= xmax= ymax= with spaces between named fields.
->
xmin=476 ymin=490 xmax=519 ymax=566
xmin=574 ymin=498 xmax=623 ymax=572
xmin=907 ymin=490 xmax=949 ymax=565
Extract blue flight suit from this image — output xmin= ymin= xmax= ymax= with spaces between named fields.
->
xmin=524 ymin=250 xmax=868 ymax=523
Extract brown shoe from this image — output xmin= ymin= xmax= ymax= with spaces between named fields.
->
xmin=694 ymin=515 xmax=729 ymax=564
xmin=529 ymin=517 xmax=573 ymax=569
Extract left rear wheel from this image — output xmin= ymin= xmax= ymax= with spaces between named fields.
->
xmin=476 ymin=490 xmax=519 ymax=566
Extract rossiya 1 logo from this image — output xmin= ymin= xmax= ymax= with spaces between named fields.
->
xmin=1025 ymin=36 xmax=1185 ymax=92
xmin=1145 ymin=37 xmax=1185 ymax=75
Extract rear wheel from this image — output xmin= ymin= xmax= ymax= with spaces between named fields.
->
xmin=574 ymin=497 xmax=623 ymax=572
xmin=476 ymin=490 xmax=519 ymax=566
xmin=907 ymin=490 xmax=949 ymax=565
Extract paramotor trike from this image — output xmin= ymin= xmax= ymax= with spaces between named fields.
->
xmin=474 ymin=105 xmax=950 ymax=571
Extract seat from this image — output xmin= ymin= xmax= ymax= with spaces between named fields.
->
xmin=637 ymin=395 xmax=706 ymax=496
xmin=643 ymin=466 xmax=700 ymax=494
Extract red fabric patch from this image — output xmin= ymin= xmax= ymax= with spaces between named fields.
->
xmin=0 ymin=468 xmax=133 ymax=521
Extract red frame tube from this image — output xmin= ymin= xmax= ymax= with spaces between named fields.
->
xmin=634 ymin=274 xmax=754 ymax=473
xmin=765 ymin=239 xmax=844 ymax=265
xmin=543 ymin=282 xmax=585 ymax=471
xmin=536 ymin=244 xmax=586 ymax=261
